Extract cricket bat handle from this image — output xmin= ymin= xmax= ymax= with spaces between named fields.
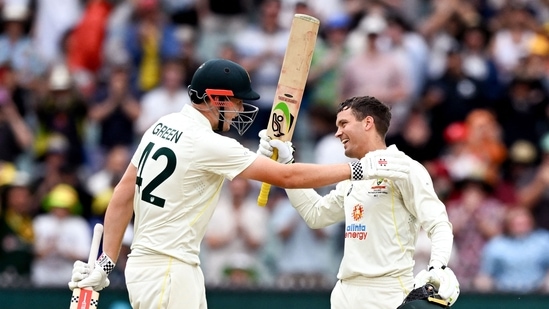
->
xmin=88 ymin=224 xmax=104 ymax=267
xmin=257 ymin=149 xmax=278 ymax=206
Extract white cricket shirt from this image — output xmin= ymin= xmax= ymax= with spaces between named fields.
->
xmin=129 ymin=104 xmax=258 ymax=265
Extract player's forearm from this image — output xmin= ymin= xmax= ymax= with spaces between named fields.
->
xmin=427 ymin=221 xmax=454 ymax=268
xmin=103 ymin=201 xmax=133 ymax=263
xmin=102 ymin=165 xmax=136 ymax=263
xmin=279 ymin=162 xmax=351 ymax=189
xmin=286 ymin=188 xmax=344 ymax=229
xmin=241 ymin=156 xmax=352 ymax=188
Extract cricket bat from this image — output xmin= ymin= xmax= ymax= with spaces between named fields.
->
xmin=257 ymin=14 xmax=320 ymax=207
xmin=70 ymin=223 xmax=104 ymax=309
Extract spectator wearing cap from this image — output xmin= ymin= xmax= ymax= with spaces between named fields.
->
xmin=30 ymin=134 xmax=70 ymax=201
xmin=515 ymin=133 xmax=549 ymax=230
xmin=31 ymin=183 xmax=91 ymax=287
xmin=0 ymin=2 xmax=47 ymax=86
xmin=339 ymin=13 xmax=412 ymax=139
xmin=30 ymin=132 xmax=94 ymax=220
xmin=34 ymin=64 xmax=88 ymax=167
xmin=495 ymin=139 xmax=539 ymax=205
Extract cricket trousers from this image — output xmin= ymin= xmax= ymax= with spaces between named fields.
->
xmin=125 ymin=255 xmax=207 ymax=309
xmin=331 ymin=275 xmax=413 ymax=309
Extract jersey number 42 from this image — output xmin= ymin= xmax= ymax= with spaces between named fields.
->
xmin=135 ymin=142 xmax=176 ymax=207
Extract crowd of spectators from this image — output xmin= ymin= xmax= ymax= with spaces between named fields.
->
xmin=1 ymin=0 xmax=549 ymax=296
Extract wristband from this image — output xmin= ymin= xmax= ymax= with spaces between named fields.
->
xmin=97 ymin=252 xmax=116 ymax=276
xmin=349 ymin=161 xmax=364 ymax=181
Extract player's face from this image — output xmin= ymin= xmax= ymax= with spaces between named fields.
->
xmin=219 ymin=97 xmax=244 ymax=131
xmin=335 ymin=108 xmax=368 ymax=159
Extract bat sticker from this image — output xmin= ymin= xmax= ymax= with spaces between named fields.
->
xmin=271 ymin=102 xmax=295 ymax=137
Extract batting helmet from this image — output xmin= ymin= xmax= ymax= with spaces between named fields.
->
xmin=397 ymin=284 xmax=449 ymax=309
xmin=188 ymin=59 xmax=260 ymax=103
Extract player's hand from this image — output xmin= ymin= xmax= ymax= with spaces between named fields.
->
xmin=75 ymin=253 xmax=115 ymax=292
xmin=350 ymin=149 xmax=410 ymax=180
xmin=68 ymin=260 xmax=90 ymax=290
xmin=257 ymin=129 xmax=295 ymax=164
xmin=77 ymin=266 xmax=110 ymax=292
xmin=414 ymin=266 xmax=460 ymax=306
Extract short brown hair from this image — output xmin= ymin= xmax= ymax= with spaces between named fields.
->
xmin=337 ymin=96 xmax=391 ymax=137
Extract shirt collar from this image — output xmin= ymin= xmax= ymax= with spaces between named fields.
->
xmin=184 ymin=104 xmax=212 ymax=130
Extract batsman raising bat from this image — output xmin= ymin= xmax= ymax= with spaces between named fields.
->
xmin=68 ymin=57 xmax=411 ymax=309
xmin=257 ymin=96 xmax=460 ymax=309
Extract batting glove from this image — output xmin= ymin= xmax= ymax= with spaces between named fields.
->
xmin=414 ymin=266 xmax=460 ymax=306
xmin=75 ymin=252 xmax=115 ymax=292
xmin=350 ymin=149 xmax=410 ymax=181
xmin=257 ymin=129 xmax=295 ymax=164
xmin=68 ymin=260 xmax=90 ymax=290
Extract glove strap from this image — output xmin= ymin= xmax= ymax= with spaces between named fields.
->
xmin=349 ymin=161 xmax=364 ymax=181
xmin=97 ymin=252 xmax=116 ymax=276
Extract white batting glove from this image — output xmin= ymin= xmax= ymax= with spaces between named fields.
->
xmin=257 ymin=129 xmax=274 ymax=157
xmin=414 ymin=266 xmax=460 ymax=306
xmin=350 ymin=149 xmax=410 ymax=181
xmin=257 ymin=129 xmax=294 ymax=164
xmin=75 ymin=252 xmax=115 ymax=292
xmin=68 ymin=260 xmax=90 ymax=290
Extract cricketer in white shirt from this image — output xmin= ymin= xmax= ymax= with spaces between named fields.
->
xmin=123 ymin=104 xmax=258 ymax=308
xmin=285 ymin=145 xmax=454 ymax=309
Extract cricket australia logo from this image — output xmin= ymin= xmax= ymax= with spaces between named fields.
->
xmin=368 ymin=178 xmax=388 ymax=196
xmin=352 ymin=204 xmax=364 ymax=221
xmin=271 ymin=102 xmax=295 ymax=137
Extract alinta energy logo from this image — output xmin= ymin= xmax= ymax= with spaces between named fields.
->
xmin=346 ymin=204 xmax=367 ymax=240
xmin=270 ymin=102 xmax=295 ymax=138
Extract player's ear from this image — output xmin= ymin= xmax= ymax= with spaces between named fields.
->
xmin=363 ymin=115 xmax=375 ymax=130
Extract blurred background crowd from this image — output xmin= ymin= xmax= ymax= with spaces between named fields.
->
xmin=1 ymin=0 xmax=549 ymax=297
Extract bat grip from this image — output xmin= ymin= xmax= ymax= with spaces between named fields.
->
xmin=257 ymin=149 xmax=278 ymax=206
xmin=88 ymin=223 xmax=104 ymax=268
